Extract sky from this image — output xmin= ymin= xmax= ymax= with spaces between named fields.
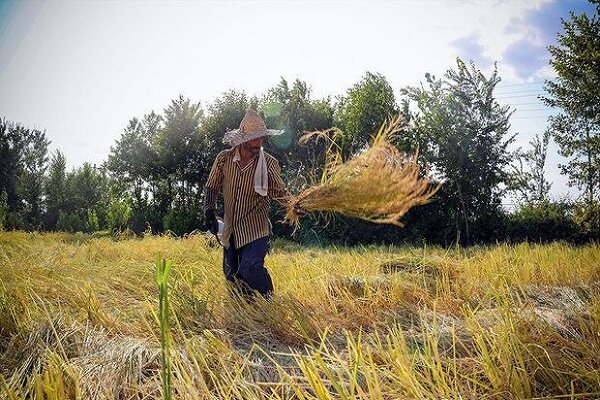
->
xmin=0 ymin=0 xmax=596 ymax=203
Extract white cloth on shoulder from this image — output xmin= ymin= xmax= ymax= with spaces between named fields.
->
xmin=233 ymin=146 xmax=268 ymax=196
xmin=254 ymin=147 xmax=268 ymax=196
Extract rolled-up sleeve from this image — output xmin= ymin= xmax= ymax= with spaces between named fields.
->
xmin=267 ymin=158 xmax=288 ymax=203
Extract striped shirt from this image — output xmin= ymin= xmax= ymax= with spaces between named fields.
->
xmin=204 ymin=147 xmax=287 ymax=249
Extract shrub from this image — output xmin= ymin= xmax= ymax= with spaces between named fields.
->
xmin=573 ymin=200 xmax=600 ymax=241
xmin=56 ymin=211 xmax=87 ymax=232
xmin=106 ymin=196 xmax=132 ymax=232
xmin=87 ymin=209 xmax=100 ymax=232
xmin=162 ymin=202 xmax=200 ymax=236
xmin=507 ymin=200 xmax=579 ymax=243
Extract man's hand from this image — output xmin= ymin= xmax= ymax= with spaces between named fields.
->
xmin=204 ymin=209 xmax=219 ymax=235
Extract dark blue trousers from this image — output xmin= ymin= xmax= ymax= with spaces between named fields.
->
xmin=223 ymin=235 xmax=273 ymax=298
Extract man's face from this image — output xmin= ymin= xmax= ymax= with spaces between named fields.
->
xmin=242 ymin=137 xmax=263 ymax=155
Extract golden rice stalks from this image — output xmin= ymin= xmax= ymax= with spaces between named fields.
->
xmin=284 ymin=115 xmax=441 ymax=228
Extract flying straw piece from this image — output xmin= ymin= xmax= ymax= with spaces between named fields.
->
xmin=284 ymin=115 xmax=441 ymax=228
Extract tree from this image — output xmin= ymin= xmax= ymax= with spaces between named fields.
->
xmin=0 ymin=119 xmax=50 ymax=230
xmin=402 ymin=59 xmax=515 ymax=244
xmin=44 ymin=150 xmax=67 ymax=229
xmin=156 ymin=96 xmax=204 ymax=201
xmin=0 ymin=119 xmax=23 ymax=224
xmin=106 ymin=195 xmax=132 ymax=232
xmin=335 ymin=72 xmax=398 ymax=157
xmin=105 ymin=112 xmax=162 ymax=231
xmin=54 ymin=163 xmax=110 ymax=232
xmin=106 ymin=113 xmax=161 ymax=196
xmin=18 ymin=127 xmax=50 ymax=229
xmin=509 ymin=131 xmax=552 ymax=204
xmin=542 ymin=2 xmax=600 ymax=204
xmin=156 ymin=96 xmax=206 ymax=233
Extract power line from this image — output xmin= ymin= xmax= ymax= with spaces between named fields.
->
xmin=496 ymin=81 xmax=546 ymax=88
xmin=512 ymin=116 xmax=550 ymax=120
xmin=513 ymin=108 xmax=554 ymax=112
xmin=496 ymin=93 xmax=547 ymax=99
xmin=502 ymin=101 xmax=545 ymax=106
xmin=495 ymin=88 xmax=547 ymax=95
xmin=496 ymin=89 xmax=547 ymax=95
xmin=495 ymin=89 xmax=547 ymax=96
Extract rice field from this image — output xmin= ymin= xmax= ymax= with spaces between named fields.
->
xmin=0 ymin=231 xmax=599 ymax=399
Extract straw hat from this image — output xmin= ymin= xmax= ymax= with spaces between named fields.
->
xmin=223 ymin=109 xmax=283 ymax=146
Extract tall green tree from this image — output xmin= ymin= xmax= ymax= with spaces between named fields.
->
xmin=543 ymin=2 xmax=600 ymax=204
xmin=105 ymin=112 xmax=162 ymax=231
xmin=402 ymin=59 xmax=515 ymax=244
xmin=0 ymin=119 xmax=50 ymax=230
xmin=44 ymin=150 xmax=67 ymax=229
xmin=67 ymin=163 xmax=106 ymax=215
xmin=0 ymin=119 xmax=22 ymax=221
xmin=157 ymin=96 xmax=204 ymax=200
xmin=18 ymin=127 xmax=50 ymax=229
xmin=56 ymin=163 xmax=109 ymax=232
xmin=156 ymin=96 xmax=205 ymax=233
xmin=335 ymin=72 xmax=398 ymax=157
xmin=108 ymin=96 xmax=208 ymax=233
xmin=106 ymin=113 xmax=160 ymax=196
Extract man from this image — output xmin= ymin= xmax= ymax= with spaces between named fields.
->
xmin=203 ymin=109 xmax=287 ymax=298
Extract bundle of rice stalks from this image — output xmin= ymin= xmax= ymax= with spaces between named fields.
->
xmin=284 ymin=115 xmax=440 ymax=228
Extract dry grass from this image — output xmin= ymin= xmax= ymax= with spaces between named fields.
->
xmin=284 ymin=116 xmax=440 ymax=228
xmin=0 ymin=231 xmax=599 ymax=399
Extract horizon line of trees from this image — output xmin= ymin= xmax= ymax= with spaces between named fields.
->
xmin=1 ymin=5 xmax=598 ymax=244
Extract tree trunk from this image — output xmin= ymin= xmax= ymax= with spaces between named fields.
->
xmin=585 ymin=126 xmax=593 ymax=205
xmin=455 ymin=180 xmax=471 ymax=246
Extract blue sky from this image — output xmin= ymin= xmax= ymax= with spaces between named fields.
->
xmin=0 ymin=0 xmax=596 ymax=202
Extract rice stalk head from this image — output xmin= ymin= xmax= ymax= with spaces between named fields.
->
xmin=286 ymin=116 xmax=440 ymax=228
